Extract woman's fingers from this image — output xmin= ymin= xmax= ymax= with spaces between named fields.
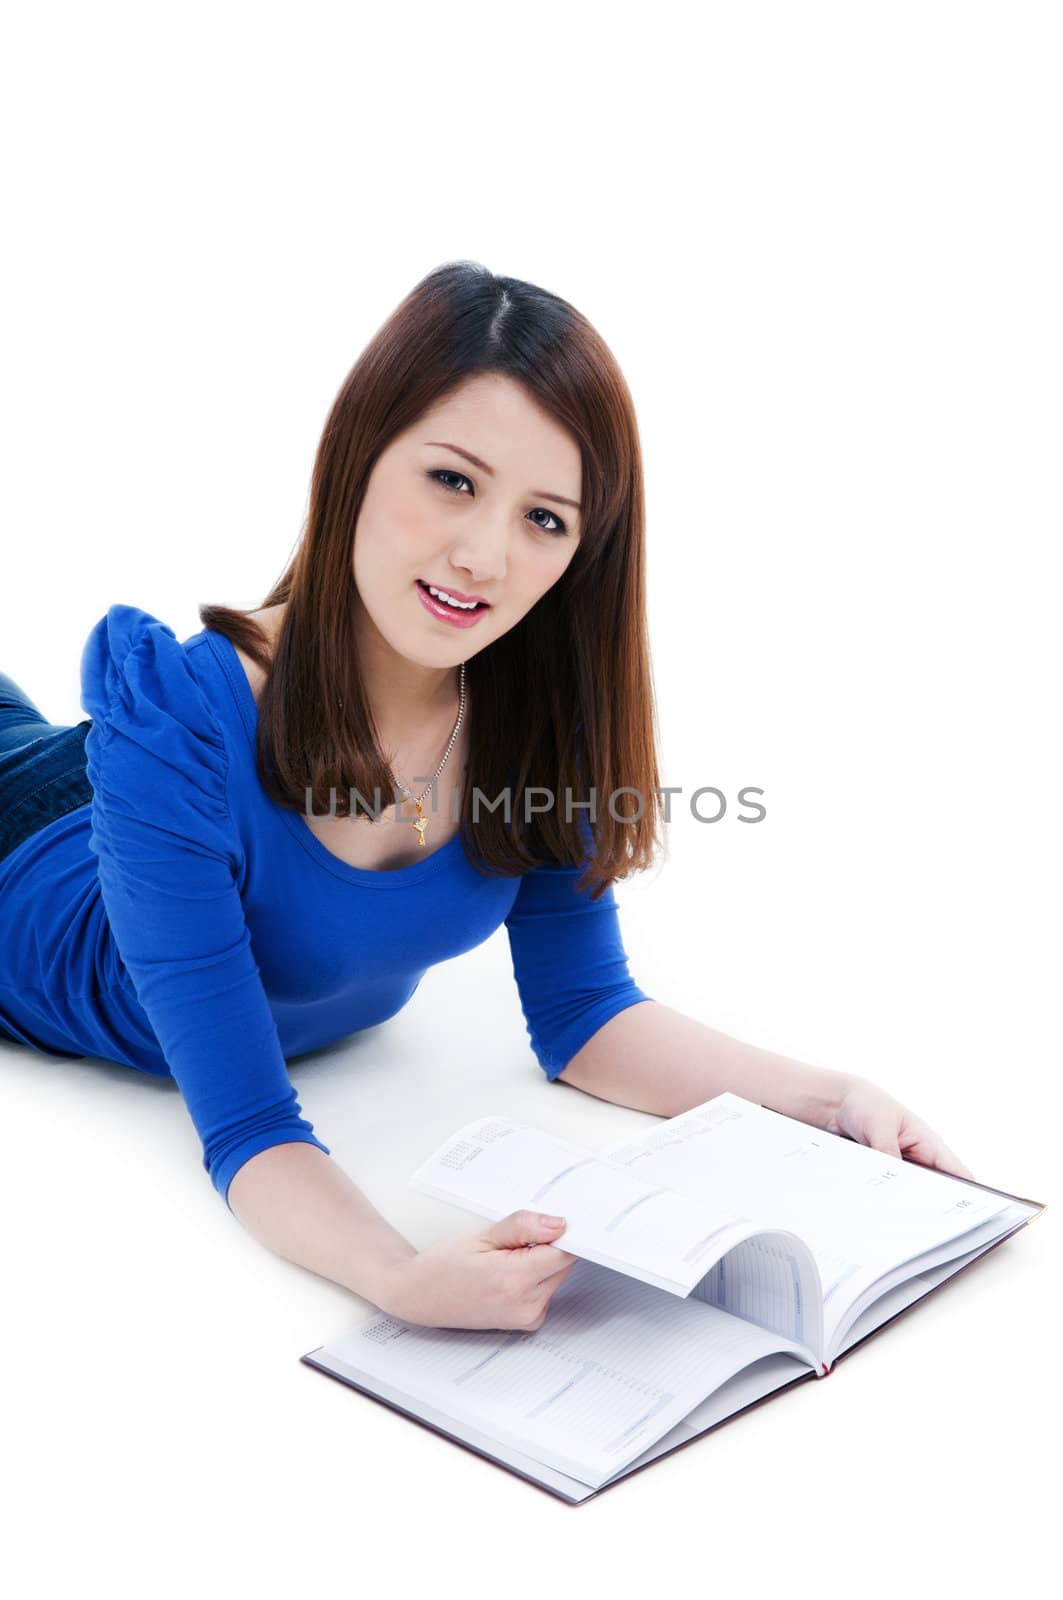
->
xmin=935 ymin=1146 xmax=976 ymax=1181
xmin=901 ymin=1116 xmax=977 ymax=1181
xmin=535 ymin=1253 xmax=581 ymax=1286
xmin=515 ymin=1241 xmax=579 ymax=1283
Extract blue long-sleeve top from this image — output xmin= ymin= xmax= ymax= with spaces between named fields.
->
xmin=0 ymin=605 xmax=652 ymax=1210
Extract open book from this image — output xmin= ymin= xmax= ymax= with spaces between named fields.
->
xmin=301 ymin=1092 xmax=1045 ymax=1503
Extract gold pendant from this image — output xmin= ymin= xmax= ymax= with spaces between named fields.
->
xmin=412 ymin=797 xmax=428 ymax=848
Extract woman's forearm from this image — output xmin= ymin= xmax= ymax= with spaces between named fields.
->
xmin=558 ymin=999 xmax=857 ymax=1131
xmin=226 ymin=1004 xmax=854 ymax=1306
xmin=227 ymin=1141 xmax=417 ymax=1307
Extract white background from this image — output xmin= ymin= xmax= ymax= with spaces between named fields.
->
xmin=1 ymin=2 xmax=1058 ymax=1596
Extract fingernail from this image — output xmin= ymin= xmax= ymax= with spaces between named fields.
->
xmin=539 ymin=1214 xmax=564 ymax=1226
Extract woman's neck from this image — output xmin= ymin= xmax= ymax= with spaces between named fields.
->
xmin=364 ymin=662 xmax=463 ymax=746
xmin=352 ymin=605 xmax=464 ymax=747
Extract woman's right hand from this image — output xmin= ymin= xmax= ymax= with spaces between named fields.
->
xmin=377 ymin=1210 xmax=580 ymax=1330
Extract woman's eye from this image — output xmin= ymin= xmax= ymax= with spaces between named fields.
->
xmin=427 ymin=468 xmax=568 ymax=536
xmin=527 ymin=506 xmax=565 ymax=534
xmin=430 ymin=468 xmax=473 ymax=495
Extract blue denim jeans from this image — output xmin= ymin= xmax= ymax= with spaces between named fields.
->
xmin=0 ymin=674 xmax=95 ymax=1046
xmin=0 ymin=671 xmax=94 ymax=868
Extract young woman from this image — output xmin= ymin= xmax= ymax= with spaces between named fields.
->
xmin=0 ymin=261 xmax=974 ymax=1333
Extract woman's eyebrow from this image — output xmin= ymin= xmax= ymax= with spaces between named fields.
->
xmin=422 ymin=440 xmax=582 ymax=512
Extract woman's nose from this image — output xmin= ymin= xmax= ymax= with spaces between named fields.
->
xmin=448 ymin=520 xmax=510 ymax=585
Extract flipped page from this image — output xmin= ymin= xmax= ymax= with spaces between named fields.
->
xmin=410 ymin=1091 xmax=1035 ymax=1365
xmin=410 ymin=1107 xmax=825 ymax=1355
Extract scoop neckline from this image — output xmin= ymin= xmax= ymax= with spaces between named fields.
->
xmin=198 ymin=626 xmax=469 ymax=889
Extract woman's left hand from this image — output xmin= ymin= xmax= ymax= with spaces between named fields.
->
xmin=826 ymin=1075 xmax=976 ymax=1180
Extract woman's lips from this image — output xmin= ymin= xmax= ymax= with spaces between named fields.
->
xmin=414 ymin=579 xmax=491 ymax=629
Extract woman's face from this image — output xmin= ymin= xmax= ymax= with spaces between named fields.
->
xmin=351 ymin=373 xmax=583 ymax=669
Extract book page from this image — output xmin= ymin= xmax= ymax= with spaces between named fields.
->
xmin=825 ymin=1201 xmax=1039 ymax=1358
xmin=411 ymin=1115 xmax=785 ymax=1296
xmin=318 ymin=1258 xmax=813 ymax=1489
xmin=603 ymin=1093 xmax=1016 ymax=1320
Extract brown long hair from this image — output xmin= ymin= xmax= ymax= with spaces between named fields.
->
xmin=199 ymin=260 xmax=663 ymax=901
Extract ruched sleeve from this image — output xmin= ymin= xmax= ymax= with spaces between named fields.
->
xmin=80 ymin=604 xmax=331 ymax=1209
xmin=503 ymin=861 xmax=653 ymax=1080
